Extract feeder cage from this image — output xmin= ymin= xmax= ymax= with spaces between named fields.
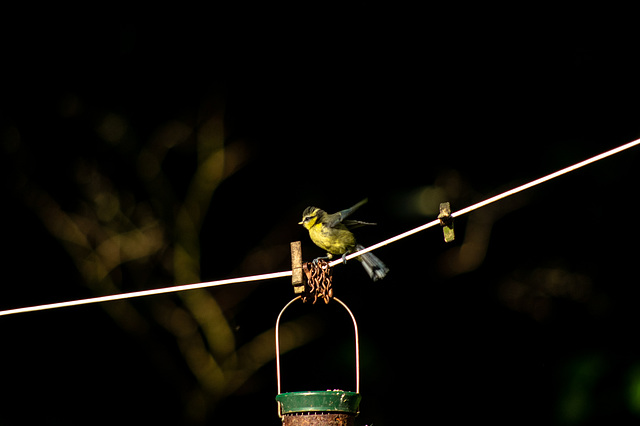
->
xmin=275 ymin=297 xmax=361 ymax=425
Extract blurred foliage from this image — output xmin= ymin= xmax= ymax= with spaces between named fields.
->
xmin=2 ymin=94 xmax=324 ymax=423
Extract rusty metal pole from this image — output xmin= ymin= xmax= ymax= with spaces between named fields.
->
xmin=281 ymin=413 xmax=354 ymax=426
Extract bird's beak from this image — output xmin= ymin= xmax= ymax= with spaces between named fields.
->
xmin=298 ymin=221 xmax=303 ymax=225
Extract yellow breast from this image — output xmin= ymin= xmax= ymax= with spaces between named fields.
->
xmin=309 ymin=223 xmax=356 ymax=255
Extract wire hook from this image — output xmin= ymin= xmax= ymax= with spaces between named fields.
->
xmin=275 ymin=296 xmax=360 ymax=396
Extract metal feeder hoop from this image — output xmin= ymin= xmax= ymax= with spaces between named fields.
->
xmin=275 ymin=296 xmax=360 ymax=418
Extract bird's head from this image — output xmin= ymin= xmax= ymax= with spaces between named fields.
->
xmin=299 ymin=206 xmax=324 ymax=230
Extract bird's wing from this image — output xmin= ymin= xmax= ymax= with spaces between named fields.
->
xmin=343 ymin=219 xmax=377 ymax=230
xmin=326 ymin=198 xmax=368 ymax=228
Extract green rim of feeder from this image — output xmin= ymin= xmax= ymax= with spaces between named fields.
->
xmin=276 ymin=390 xmax=361 ymax=414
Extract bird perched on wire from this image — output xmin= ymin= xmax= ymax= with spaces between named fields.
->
xmin=299 ymin=199 xmax=389 ymax=281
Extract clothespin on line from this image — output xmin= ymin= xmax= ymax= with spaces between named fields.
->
xmin=290 ymin=241 xmax=305 ymax=294
xmin=438 ymin=202 xmax=455 ymax=243
xmin=290 ymin=241 xmax=334 ymax=304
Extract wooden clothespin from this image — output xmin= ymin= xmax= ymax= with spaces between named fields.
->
xmin=290 ymin=241 xmax=305 ymax=294
xmin=438 ymin=202 xmax=455 ymax=243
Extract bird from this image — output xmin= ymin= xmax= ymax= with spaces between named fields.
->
xmin=298 ymin=199 xmax=389 ymax=281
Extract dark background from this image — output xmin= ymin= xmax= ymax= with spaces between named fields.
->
xmin=2 ymin=6 xmax=640 ymax=425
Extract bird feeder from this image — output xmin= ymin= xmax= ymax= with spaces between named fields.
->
xmin=275 ymin=296 xmax=362 ymax=425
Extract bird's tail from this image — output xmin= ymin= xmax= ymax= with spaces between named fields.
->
xmin=355 ymin=244 xmax=389 ymax=282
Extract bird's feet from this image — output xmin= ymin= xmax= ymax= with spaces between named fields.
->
xmin=312 ymin=256 xmax=331 ymax=265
